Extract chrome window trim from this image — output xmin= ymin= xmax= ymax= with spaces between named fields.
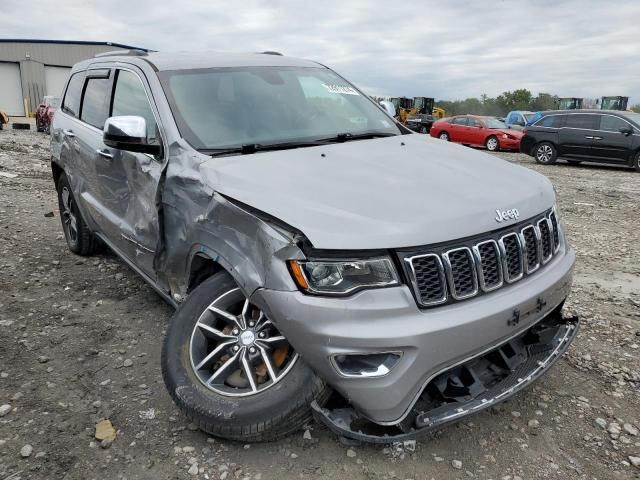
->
xmin=472 ymin=239 xmax=503 ymax=292
xmin=498 ymin=232 xmax=524 ymax=283
xmin=537 ymin=218 xmax=554 ymax=264
xmin=442 ymin=247 xmax=478 ymax=300
xmin=405 ymin=253 xmax=448 ymax=306
xmin=519 ymin=225 xmax=540 ymax=274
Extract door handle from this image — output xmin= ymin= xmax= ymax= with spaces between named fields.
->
xmin=592 ymin=136 xmax=602 ymax=140
xmin=584 ymin=135 xmax=594 ymax=139
xmin=63 ymin=129 xmax=75 ymax=138
xmin=96 ymin=149 xmax=114 ymax=160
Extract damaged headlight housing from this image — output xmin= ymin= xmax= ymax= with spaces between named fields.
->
xmin=288 ymin=257 xmax=400 ymax=295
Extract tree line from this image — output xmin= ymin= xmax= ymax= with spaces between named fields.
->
xmin=434 ymin=89 xmax=639 ymax=116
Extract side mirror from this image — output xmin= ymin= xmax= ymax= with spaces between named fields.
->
xmin=619 ymin=126 xmax=633 ymax=136
xmin=379 ymin=101 xmax=396 ymax=118
xmin=103 ymin=116 xmax=161 ymax=155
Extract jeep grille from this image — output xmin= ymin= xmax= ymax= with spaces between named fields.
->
xmin=402 ymin=209 xmax=561 ymax=307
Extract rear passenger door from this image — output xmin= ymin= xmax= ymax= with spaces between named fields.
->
xmin=448 ymin=117 xmax=468 ymax=142
xmin=591 ymin=114 xmax=634 ymax=162
xmin=558 ymin=113 xmax=597 ymax=158
xmin=73 ymin=68 xmax=120 ymax=242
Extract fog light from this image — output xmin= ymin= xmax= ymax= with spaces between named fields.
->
xmin=331 ymin=352 xmax=402 ymax=378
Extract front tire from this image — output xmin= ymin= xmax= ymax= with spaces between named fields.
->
xmin=534 ymin=142 xmax=557 ymax=164
xmin=56 ymin=174 xmax=96 ymax=255
xmin=633 ymin=151 xmax=640 ymax=172
xmin=439 ymin=131 xmax=449 ymax=141
xmin=162 ymin=272 xmax=331 ymax=442
xmin=420 ymin=126 xmax=428 ymax=134
xmin=485 ymin=135 xmax=499 ymax=152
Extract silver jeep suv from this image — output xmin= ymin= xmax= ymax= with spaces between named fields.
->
xmin=50 ymin=50 xmax=577 ymax=443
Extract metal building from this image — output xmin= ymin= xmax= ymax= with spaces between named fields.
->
xmin=0 ymin=39 xmax=146 ymax=116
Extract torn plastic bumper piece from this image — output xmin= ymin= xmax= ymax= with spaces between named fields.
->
xmin=312 ymin=312 xmax=579 ymax=444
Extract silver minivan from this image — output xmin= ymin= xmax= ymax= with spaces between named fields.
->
xmin=50 ymin=50 xmax=577 ymax=443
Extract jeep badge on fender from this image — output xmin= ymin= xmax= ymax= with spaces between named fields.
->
xmin=495 ymin=208 xmax=520 ymax=223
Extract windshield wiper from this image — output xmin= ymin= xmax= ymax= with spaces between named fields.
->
xmin=203 ymin=140 xmax=325 ymax=157
xmin=318 ymin=131 xmax=398 ymax=143
xmin=201 ymin=131 xmax=398 ymax=157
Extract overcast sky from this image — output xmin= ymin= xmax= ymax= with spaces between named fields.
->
xmin=2 ymin=0 xmax=638 ymax=103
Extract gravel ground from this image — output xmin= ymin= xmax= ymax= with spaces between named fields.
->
xmin=1 ymin=129 xmax=639 ymax=480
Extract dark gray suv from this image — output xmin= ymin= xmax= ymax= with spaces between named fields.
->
xmin=520 ymin=110 xmax=640 ymax=170
xmin=50 ymin=50 xmax=577 ymax=443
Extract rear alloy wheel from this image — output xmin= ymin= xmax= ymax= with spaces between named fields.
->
xmin=56 ymin=174 xmax=96 ymax=255
xmin=534 ymin=142 xmax=557 ymax=165
xmin=439 ymin=131 xmax=449 ymax=141
xmin=162 ymin=272 xmax=331 ymax=441
xmin=485 ymin=135 xmax=499 ymax=152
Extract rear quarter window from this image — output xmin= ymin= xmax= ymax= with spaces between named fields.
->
xmin=62 ymin=72 xmax=86 ymax=117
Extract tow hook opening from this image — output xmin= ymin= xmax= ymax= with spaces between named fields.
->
xmin=312 ymin=308 xmax=579 ymax=443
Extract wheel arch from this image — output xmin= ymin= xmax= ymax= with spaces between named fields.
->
xmin=51 ymin=161 xmax=64 ymax=188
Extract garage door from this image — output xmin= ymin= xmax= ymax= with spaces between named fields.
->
xmin=45 ymin=66 xmax=71 ymax=98
xmin=0 ymin=62 xmax=24 ymax=116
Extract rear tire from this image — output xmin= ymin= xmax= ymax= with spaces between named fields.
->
xmin=56 ymin=174 xmax=96 ymax=256
xmin=534 ymin=142 xmax=557 ymax=164
xmin=439 ymin=131 xmax=449 ymax=141
xmin=162 ymin=272 xmax=331 ymax=442
xmin=485 ymin=135 xmax=499 ymax=152
xmin=633 ymin=151 xmax=640 ymax=172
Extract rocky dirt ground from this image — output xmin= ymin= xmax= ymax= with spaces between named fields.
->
xmin=0 ymin=128 xmax=639 ymax=480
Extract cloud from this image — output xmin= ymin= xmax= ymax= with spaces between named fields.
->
xmin=1 ymin=0 xmax=638 ymax=104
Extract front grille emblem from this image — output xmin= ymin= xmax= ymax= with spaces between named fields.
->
xmin=495 ymin=208 xmax=520 ymax=223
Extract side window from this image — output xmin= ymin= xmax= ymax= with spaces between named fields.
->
xmin=538 ymin=115 xmax=558 ymax=127
xmin=111 ymin=70 xmax=159 ymax=143
xmin=452 ymin=117 xmax=468 ymax=126
xmin=599 ymin=115 xmax=629 ymax=132
xmin=564 ymin=114 xmax=597 ymax=130
xmin=80 ymin=77 xmax=111 ymax=129
xmin=62 ymin=72 xmax=85 ymax=117
xmin=467 ymin=118 xmax=480 ymax=127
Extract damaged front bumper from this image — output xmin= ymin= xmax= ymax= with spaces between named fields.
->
xmin=311 ymin=310 xmax=578 ymax=443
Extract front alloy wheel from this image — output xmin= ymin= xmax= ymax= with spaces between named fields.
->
xmin=439 ymin=132 xmax=449 ymax=141
xmin=189 ymin=288 xmax=298 ymax=397
xmin=534 ymin=142 xmax=557 ymax=164
xmin=162 ymin=272 xmax=331 ymax=441
xmin=486 ymin=136 xmax=499 ymax=151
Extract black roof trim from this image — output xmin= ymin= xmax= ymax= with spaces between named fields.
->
xmin=0 ymin=38 xmax=148 ymax=51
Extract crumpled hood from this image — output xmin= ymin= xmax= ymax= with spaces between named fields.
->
xmin=198 ymin=135 xmax=554 ymax=250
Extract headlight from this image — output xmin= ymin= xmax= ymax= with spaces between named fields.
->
xmin=288 ymin=257 xmax=400 ymax=295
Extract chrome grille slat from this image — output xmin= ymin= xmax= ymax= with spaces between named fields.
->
xmin=520 ymin=225 xmax=540 ymax=274
xmin=442 ymin=247 xmax=478 ymax=300
xmin=472 ymin=240 xmax=503 ymax=292
xmin=499 ymin=232 xmax=524 ymax=283
xmin=405 ymin=210 xmax=561 ymax=308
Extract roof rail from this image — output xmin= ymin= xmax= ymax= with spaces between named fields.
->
xmin=94 ymin=49 xmax=149 ymax=58
xmin=260 ymin=51 xmax=283 ymax=56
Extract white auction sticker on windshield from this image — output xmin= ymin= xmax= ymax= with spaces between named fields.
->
xmin=321 ymin=83 xmax=360 ymax=95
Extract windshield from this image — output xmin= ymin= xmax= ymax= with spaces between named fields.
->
xmin=484 ymin=118 xmax=507 ymax=129
xmin=621 ymin=112 xmax=640 ymax=127
xmin=158 ymin=66 xmax=400 ymax=150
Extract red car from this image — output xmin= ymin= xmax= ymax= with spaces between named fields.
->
xmin=429 ymin=114 xmax=523 ymax=151
xmin=36 ymin=96 xmax=60 ymax=134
